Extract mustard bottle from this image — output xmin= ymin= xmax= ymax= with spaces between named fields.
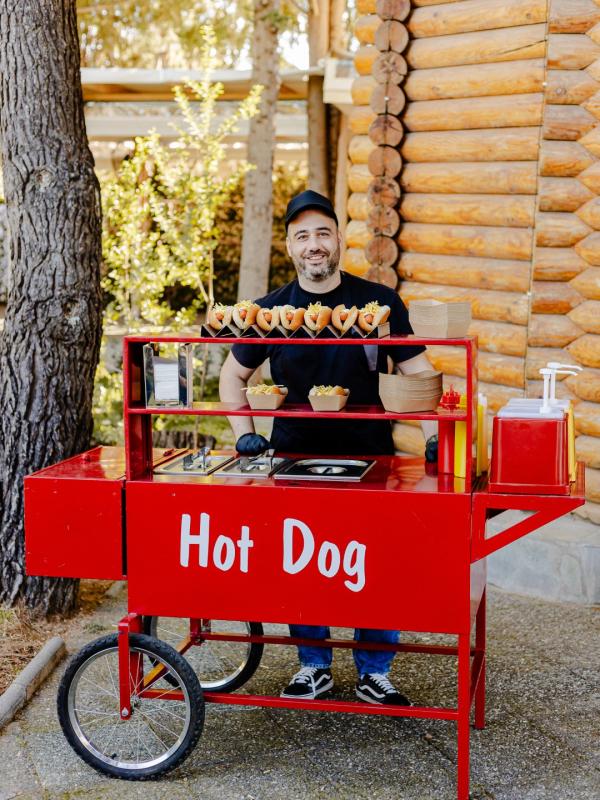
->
xmin=454 ymin=394 xmax=468 ymax=479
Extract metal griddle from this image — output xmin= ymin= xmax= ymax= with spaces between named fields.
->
xmin=274 ymin=458 xmax=375 ymax=482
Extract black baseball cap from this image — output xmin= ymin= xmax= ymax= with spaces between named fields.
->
xmin=285 ymin=190 xmax=338 ymax=230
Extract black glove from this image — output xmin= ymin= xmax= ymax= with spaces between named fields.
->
xmin=425 ymin=434 xmax=438 ymax=463
xmin=236 ymin=433 xmax=271 ymax=456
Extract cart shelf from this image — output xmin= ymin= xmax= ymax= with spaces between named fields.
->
xmin=126 ymin=402 xmax=468 ymax=422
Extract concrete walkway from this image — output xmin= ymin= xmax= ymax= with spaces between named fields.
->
xmin=0 ymin=585 xmax=598 ymax=800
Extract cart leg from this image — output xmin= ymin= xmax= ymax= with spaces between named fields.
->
xmin=475 ymin=589 xmax=486 ymax=730
xmin=118 ymin=614 xmax=143 ymax=720
xmin=457 ymin=632 xmax=471 ymax=800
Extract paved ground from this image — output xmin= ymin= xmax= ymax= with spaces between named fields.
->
xmin=0 ymin=584 xmax=598 ymax=800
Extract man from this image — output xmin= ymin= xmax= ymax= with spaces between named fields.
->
xmin=219 ymin=190 xmax=437 ymax=706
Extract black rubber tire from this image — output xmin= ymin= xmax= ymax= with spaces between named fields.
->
xmin=57 ymin=633 xmax=204 ymax=780
xmin=143 ymin=617 xmax=264 ymax=693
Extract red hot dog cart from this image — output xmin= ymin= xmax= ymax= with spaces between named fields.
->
xmin=24 ymin=333 xmax=585 ymax=796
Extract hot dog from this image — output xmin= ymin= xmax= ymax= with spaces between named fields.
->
xmin=304 ymin=302 xmax=332 ymax=332
xmin=358 ymin=301 xmax=391 ymax=333
xmin=331 ymin=304 xmax=358 ymax=333
xmin=232 ymin=300 xmax=260 ymax=329
xmin=207 ymin=303 xmax=233 ymax=330
xmin=278 ymin=305 xmax=306 ymax=331
xmin=256 ymin=306 xmax=280 ymax=332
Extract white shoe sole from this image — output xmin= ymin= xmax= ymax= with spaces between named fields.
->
xmin=280 ymin=678 xmax=334 ymax=700
xmin=355 ymin=689 xmax=412 ymax=706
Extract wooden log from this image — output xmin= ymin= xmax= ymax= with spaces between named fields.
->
xmin=367 ymin=176 xmax=401 ymax=206
xmin=409 ymin=0 xmax=546 ymax=39
xmin=568 ymin=299 xmax=600 ymax=332
xmin=468 ymin=320 xmax=527 ymax=357
xmin=369 ymin=114 xmax=404 ymax=147
xmin=588 ymin=21 xmax=600 ymax=43
xmin=575 ymin=435 xmax=600 ymax=469
xmin=574 ymin=238 xmax=600 ymax=268
xmin=577 ymin=162 xmax=600 ymax=192
xmin=401 ymin=162 xmax=537 ymax=195
xmin=346 ymin=219 xmax=371 ymax=249
xmin=357 ymin=0 xmax=376 ymax=12
xmin=392 ymin=422 xmax=425 ymax=455
xmin=367 ymin=204 xmax=401 ymax=236
xmin=533 ymin=247 xmax=587 ymax=280
xmin=545 ymin=69 xmax=599 ymax=104
xmin=398 ymin=222 xmax=532 ymax=261
xmin=347 ymin=192 xmax=369 ymax=220
xmin=406 ymin=25 xmax=547 ymax=71
xmin=351 ymin=75 xmax=377 ymax=106
xmin=526 ymin=347 xmax=574 ymax=378
xmin=540 ymin=140 xmax=596 ymax=176
xmin=426 ymin=345 xmax=525 ymax=387
xmin=349 ymin=106 xmax=377 ymax=135
xmin=354 ymin=44 xmax=379 ymax=76
xmin=376 ymin=0 xmax=411 ymax=21
xmin=528 ymin=314 xmax=583 ymax=346
xmin=370 ymin=83 xmax=406 ymax=116
xmin=398 ymin=252 xmax=531 ymax=292
xmin=400 ymin=193 xmax=535 ymax=227
xmin=548 ymin=33 xmax=600 ymax=69
xmin=578 ymin=125 xmax=600 ymax=156
xmin=532 ymin=281 xmax=584 ymax=313
xmin=365 ymin=235 xmax=399 ymax=267
xmin=349 ymin=135 xmax=375 ymax=165
xmin=542 ymin=104 xmax=597 ymax=140
xmin=574 ymin=401 xmax=600 ymax=435
xmin=375 ymin=21 xmax=409 ymax=53
xmin=355 ymin=14 xmax=379 ymax=45
xmin=538 ymin=177 xmax=595 ymax=212
xmin=343 ymin=246 xmax=370 ymax=275
xmin=576 ymin=197 xmax=600 ymax=229
xmin=565 ymin=367 xmax=600 ymax=401
xmin=573 ymin=499 xmax=600 ymax=525
xmin=526 ymin=379 xmax=576 ymax=400
xmin=373 ymin=51 xmax=408 ymax=85
xmin=365 ymin=264 xmax=398 ymax=288
xmin=567 ymin=332 xmax=600 ymax=366
xmin=583 ymin=89 xmax=600 ymax=118
xmin=549 ymin=0 xmax=600 ymax=33
xmin=404 ymin=59 xmax=544 ymax=102
xmin=586 ymin=56 xmax=600 ymax=80
xmin=584 ymin=466 xmax=600 ymax=504
xmin=403 ymin=93 xmax=543 ymax=132
xmin=399 ymin=281 xmax=530 ymax=324
xmin=402 ymin=128 xmax=540 ymax=162
xmin=411 ymin=0 xmax=468 ymax=5
xmin=348 ymin=163 xmax=372 ymax=192
xmin=535 ymin=211 xmax=592 ymax=247
xmin=368 ymin=145 xmax=402 ymax=178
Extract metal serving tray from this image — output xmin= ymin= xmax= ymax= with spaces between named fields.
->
xmin=274 ymin=458 xmax=375 ymax=482
xmin=213 ymin=454 xmax=289 ymax=479
xmin=154 ymin=449 xmax=234 ymax=476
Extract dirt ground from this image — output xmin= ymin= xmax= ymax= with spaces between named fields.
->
xmin=0 ymin=580 xmax=112 ymax=694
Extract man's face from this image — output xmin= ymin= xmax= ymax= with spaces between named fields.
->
xmin=286 ymin=209 xmax=342 ymax=283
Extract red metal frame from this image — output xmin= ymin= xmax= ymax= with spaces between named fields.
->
xmin=23 ymin=332 xmax=585 ymax=799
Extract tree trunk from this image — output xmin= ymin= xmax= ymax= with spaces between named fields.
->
xmin=237 ymin=0 xmax=280 ymax=300
xmin=0 ymin=0 xmax=102 ymax=614
xmin=308 ymin=0 xmax=330 ymax=194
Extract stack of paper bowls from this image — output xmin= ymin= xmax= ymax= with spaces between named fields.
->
xmin=409 ymin=300 xmax=472 ymax=338
xmin=379 ymin=370 xmax=443 ymax=413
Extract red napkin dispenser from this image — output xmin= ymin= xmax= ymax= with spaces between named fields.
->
xmin=489 ymin=417 xmax=570 ymax=495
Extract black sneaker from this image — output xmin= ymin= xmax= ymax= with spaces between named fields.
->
xmin=356 ymin=673 xmax=411 ymax=706
xmin=280 ymin=667 xmax=334 ymax=699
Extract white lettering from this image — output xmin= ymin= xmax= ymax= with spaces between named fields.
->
xmin=237 ymin=525 xmax=253 ymax=573
xmin=317 ymin=541 xmax=340 ymax=578
xmin=179 ymin=512 xmax=209 ymax=567
xmin=214 ymin=535 xmax=235 ymax=571
xmin=283 ymin=517 xmax=315 ymax=574
xmin=343 ymin=541 xmax=366 ymax=593
xmin=179 ymin=513 xmax=254 ymax=573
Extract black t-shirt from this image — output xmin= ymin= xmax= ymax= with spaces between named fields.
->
xmin=231 ymin=272 xmax=425 ymax=455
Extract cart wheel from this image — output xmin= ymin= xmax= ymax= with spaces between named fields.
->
xmin=57 ymin=633 xmax=203 ymax=780
xmin=143 ymin=617 xmax=264 ymax=693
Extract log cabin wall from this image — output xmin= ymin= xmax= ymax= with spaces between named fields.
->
xmin=347 ymin=0 xmax=600 ymax=521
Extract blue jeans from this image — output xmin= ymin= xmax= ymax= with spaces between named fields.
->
xmin=289 ymin=624 xmax=399 ymax=676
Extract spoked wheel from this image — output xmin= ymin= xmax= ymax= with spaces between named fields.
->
xmin=143 ymin=617 xmax=264 ymax=693
xmin=57 ymin=633 xmax=204 ymax=780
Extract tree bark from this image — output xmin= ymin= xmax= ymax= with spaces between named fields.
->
xmin=238 ymin=0 xmax=280 ymax=300
xmin=308 ymin=0 xmax=329 ymax=195
xmin=0 ymin=0 xmax=102 ymax=613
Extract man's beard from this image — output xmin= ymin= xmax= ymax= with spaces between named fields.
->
xmin=292 ymin=242 xmax=341 ymax=282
